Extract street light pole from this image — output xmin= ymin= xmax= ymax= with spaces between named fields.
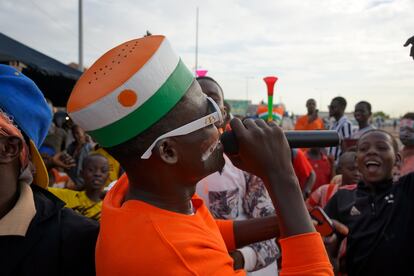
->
xmin=195 ymin=6 xmax=199 ymax=76
xmin=78 ymin=0 xmax=83 ymax=71
xmin=245 ymin=77 xmax=249 ymax=100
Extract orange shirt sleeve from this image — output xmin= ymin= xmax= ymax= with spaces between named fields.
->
xmin=280 ymin=232 xmax=333 ymax=276
xmin=215 ymin=219 xmax=236 ymax=251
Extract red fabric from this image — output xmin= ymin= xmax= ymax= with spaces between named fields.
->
xmin=293 ymin=149 xmax=313 ymax=190
xmin=307 ymin=155 xmax=332 ymax=192
xmin=50 ymin=168 xmax=69 ymax=184
xmin=306 ymin=184 xmax=339 ymax=210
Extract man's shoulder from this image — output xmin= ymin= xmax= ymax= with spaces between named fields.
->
xmin=334 ymin=185 xmax=357 ymax=196
xmin=56 ymin=127 xmax=67 ymax=136
xmin=31 ymin=185 xmax=98 ymax=236
xmin=327 ymin=185 xmax=357 ymax=208
xmin=343 ymin=116 xmax=353 ymax=126
xmin=396 ymin=172 xmax=414 ymax=191
xmin=32 ymin=184 xmax=65 ymax=214
xmin=60 ymin=208 xmax=99 ymax=241
xmin=316 ymin=183 xmax=334 ymax=193
xmin=339 ymin=184 xmax=357 ymax=191
xmin=48 ymin=187 xmax=79 ymax=200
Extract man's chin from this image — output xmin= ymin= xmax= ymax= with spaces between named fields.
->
xmin=205 ymin=151 xmax=225 ymax=176
xmin=217 ymin=154 xmax=225 ymax=174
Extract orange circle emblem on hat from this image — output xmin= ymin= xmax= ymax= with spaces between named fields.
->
xmin=118 ymin=89 xmax=137 ymax=107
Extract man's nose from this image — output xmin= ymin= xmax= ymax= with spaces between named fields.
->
xmin=366 ymin=146 xmax=379 ymax=155
xmin=94 ymin=170 xmax=103 ymax=177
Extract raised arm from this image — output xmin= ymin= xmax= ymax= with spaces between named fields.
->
xmin=227 ymin=118 xmax=333 ymax=275
xmin=228 ymin=118 xmax=315 ymax=237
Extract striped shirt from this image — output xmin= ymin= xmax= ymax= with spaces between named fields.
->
xmin=328 ymin=116 xmax=352 ymax=161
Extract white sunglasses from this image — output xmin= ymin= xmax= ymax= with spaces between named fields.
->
xmin=140 ymin=96 xmax=223 ymax=159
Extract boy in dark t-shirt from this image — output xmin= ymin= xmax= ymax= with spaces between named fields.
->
xmin=325 ymin=129 xmax=414 ymax=275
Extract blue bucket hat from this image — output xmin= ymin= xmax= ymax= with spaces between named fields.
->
xmin=0 ymin=64 xmax=52 ymax=187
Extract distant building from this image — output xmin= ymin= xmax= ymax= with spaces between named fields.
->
xmin=225 ymin=99 xmax=251 ymax=116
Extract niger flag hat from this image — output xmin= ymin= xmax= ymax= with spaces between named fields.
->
xmin=67 ymin=35 xmax=194 ymax=148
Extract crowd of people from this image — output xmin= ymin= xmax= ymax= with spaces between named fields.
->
xmin=0 ymin=34 xmax=413 ymax=276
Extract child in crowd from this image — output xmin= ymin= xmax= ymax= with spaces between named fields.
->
xmin=93 ymin=145 xmax=123 ymax=187
xmin=306 ymin=148 xmax=335 ymax=192
xmin=351 ymin=101 xmax=375 ymax=139
xmin=49 ymin=154 xmax=109 ymax=220
xmin=306 ymin=152 xmax=359 ymax=210
xmin=324 ymin=129 xmax=414 ymax=275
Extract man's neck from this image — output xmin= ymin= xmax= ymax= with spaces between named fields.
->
xmin=341 ymin=178 xmax=354 ymax=186
xmin=307 ymin=151 xmax=322 ymax=160
xmin=358 ymin=122 xmax=369 ymax=130
xmin=335 ymin=114 xmax=344 ymax=122
xmin=125 ymin=169 xmax=196 ymax=215
xmin=363 ymin=178 xmax=393 ymax=194
xmin=307 ymin=111 xmax=318 ymax=123
xmin=85 ymin=188 xmax=102 ymax=203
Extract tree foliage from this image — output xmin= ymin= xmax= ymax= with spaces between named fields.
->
xmin=373 ymin=111 xmax=390 ymax=119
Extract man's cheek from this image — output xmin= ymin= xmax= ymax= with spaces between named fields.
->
xmin=201 ymin=138 xmax=220 ymax=161
xmin=400 ymin=127 xmax=414 ymax=145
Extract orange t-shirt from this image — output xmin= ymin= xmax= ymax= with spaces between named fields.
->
xmin=96 ymin=174 xmax=241 ymax=276
xmin=295 ymin=115 xmax=324 ymax=131
xmin=96 ymin=174 xmax=333 ymax=276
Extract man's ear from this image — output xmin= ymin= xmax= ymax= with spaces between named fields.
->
xmin=0 ymin=136 xmax=22 ymax=164
xmin=157 ymin=138 xmax=178 ymax=165
xmin=395 ymin=152 xmax=402 ymax=169
xmin=222 ymin=106 xmax=228 ymax=121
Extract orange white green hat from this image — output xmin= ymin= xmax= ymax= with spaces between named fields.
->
xmin=67 ymin=35 xmax=194 ymax=148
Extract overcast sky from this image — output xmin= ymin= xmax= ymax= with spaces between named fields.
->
xmin=1 ymin=0 xmax=413 ymax=117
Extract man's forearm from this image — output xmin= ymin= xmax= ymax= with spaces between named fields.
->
xmin=266 ymin=173 xmax=315 ymax=238
xmin=233 ymin=174 xmax=316 ymax=246
xmin=233 ymin=215 xmax=279 ymax=249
